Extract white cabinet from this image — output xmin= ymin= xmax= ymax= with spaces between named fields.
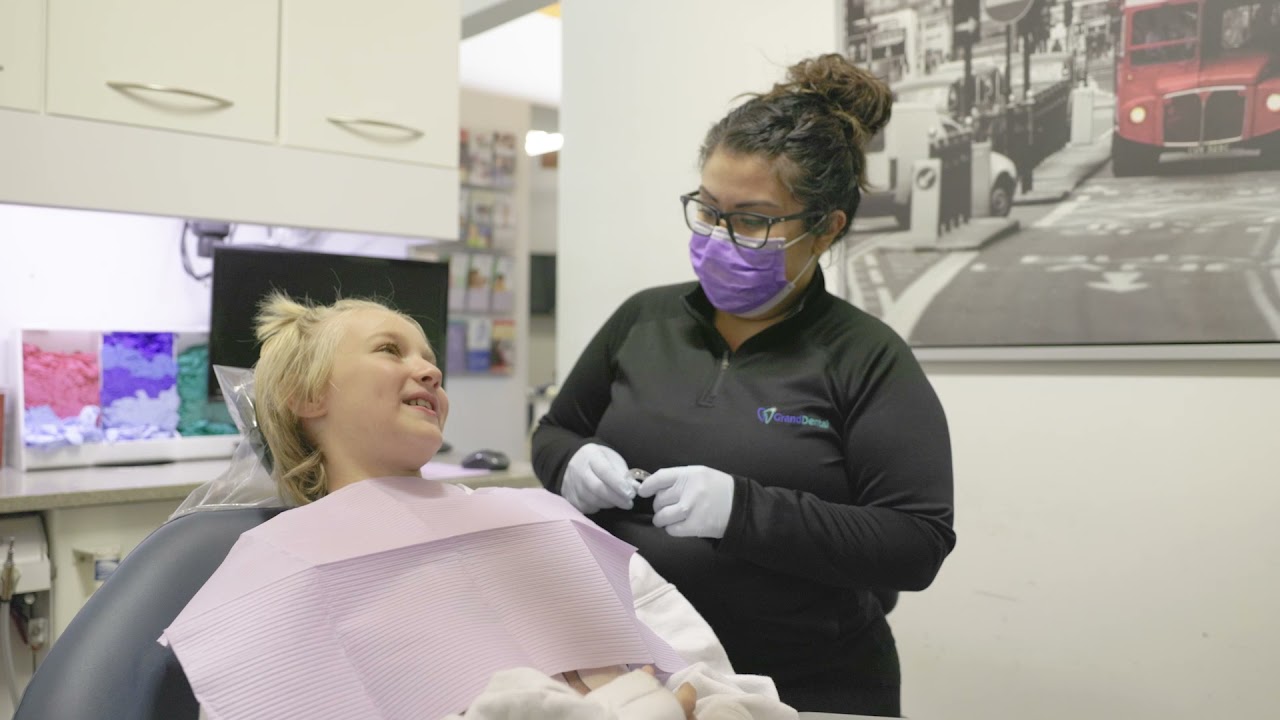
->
xmin=0 ymin=0 xmax=45 ymax=112
xmin=280 ymin=0 xmax=459 ymax=166
xmin=46 ymin=0 xmax=278 ymax=142
xmin=1 ymin=0 xmax=462 ymax=238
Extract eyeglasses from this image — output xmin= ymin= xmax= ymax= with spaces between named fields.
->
xmin=680 ymin=191 xmax=825 ymax=249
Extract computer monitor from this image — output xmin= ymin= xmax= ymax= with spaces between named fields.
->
xmin=530 ymin=253 xmax=557 ymax=316
xmin=208 ymin=246 xmax=450 ymax=397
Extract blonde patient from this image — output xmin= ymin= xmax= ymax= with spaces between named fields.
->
xmin=254 ymin=293 xmax=452 ymax=504
xmin=239 ymin=292 xmax=794 ymax=720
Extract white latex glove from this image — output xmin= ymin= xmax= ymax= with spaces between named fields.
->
xmin=562 ymin=443 xmax=636 ymax=514
xmin=638 ymin=466 xmax=735 ymax=539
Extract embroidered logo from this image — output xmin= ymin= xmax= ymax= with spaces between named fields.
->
xmin=756 ymin=407 xmax=831 ymax=430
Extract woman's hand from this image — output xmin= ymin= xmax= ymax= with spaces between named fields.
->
xmin=562 ymin=444 xmax=637 ymax=514
xmin=638 ymin=466 xmax=735 ymax=539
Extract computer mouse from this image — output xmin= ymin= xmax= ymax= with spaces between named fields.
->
xmin=460 ymin=449 xmax=510 ymax=471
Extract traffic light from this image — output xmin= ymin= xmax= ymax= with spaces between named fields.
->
xmin=1018 ymin=0 xmax=1051 ymax=43
xmin=846 ymin=0 xmax=866 ymax=27
xmin=1064 ymin=0 xmax=1074 ymax=28
xmin=952 ymin=0 xmax=981 ymax=47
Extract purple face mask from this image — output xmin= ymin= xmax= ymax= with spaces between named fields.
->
xmin=689 ymin=226 xmax=818 ymax=318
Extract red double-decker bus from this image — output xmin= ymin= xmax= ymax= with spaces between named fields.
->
xmin=1112 ymin=0 xmax=1280 ymax=175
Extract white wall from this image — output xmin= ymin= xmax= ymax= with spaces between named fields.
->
xmin=558 ymin=0 xmax=841 ymax=373
xmin=560 ymin=1 xmax=1280 ymax=718
xmin=449 ymin=89 xmax=533 ymax=459
xmin=528 ymin=105 xmax=559 ymax=256
xmin=527 ymin=113 xmax=559 ymax=387
xmin=0 ymin=206 xmax=210 ymax=339
xmin=902 ymin=362 xmax=1280 ymax=718
xmin=527 ymin=314 xmax=557 ymax=388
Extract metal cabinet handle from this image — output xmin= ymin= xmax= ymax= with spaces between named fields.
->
xmin=326 ymin=116 xmax=424 ymax=141
xmin=106 ymin=81 xmax=234 ymax=109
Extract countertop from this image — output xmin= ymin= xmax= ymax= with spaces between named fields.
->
xmin=0 ymin=455 xmax=539 ymax=514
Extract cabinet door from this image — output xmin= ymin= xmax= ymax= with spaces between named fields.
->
xmin=46 ymin=0 xmax=278 ymax=142
xmin=0 ymin=0 xmax=45 ymax=111
xmin=280 ymin=0 xmax=459 ymax=166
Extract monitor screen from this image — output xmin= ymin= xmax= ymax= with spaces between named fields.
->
xmin=208 ymin=246 xmax=450 ymax=397
xmin=530 ymin=253 xmax=556 ymax=316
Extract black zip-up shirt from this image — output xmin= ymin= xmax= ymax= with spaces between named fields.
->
xmin=532 ymin=270 xmax=955 ymax=687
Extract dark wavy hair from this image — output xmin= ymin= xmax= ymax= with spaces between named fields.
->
xmin=698 ymin=54 xmax=893 ymax=240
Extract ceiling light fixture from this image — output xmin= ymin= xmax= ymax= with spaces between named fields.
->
xmin=524 ymin=130 xmax=563 ymax=156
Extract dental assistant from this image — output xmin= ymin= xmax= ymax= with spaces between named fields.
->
xmin=532 ymin=54 xmax=956 ymax=717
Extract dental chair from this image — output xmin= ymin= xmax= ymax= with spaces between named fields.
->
xmin=15 ymin=501 xmax=891 ymax=720
xmin=14 ymin=506 xmax=287 ymax=720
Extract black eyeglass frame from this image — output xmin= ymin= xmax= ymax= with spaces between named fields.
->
xmin=679 ymin=191 xmax=828 ymax=249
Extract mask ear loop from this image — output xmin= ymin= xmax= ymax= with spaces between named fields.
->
xmin=797 ymin=212 xmax=842 ymax=292
xmin=780 ymin=211 xmax=831 ymax=250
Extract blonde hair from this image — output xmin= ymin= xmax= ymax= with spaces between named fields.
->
xmin=253 ymin=291 xmax=426 ymax=506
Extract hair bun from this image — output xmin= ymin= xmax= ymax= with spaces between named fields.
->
xmin=255 ymin=292 xmax=314 ymax=344
xmin=774 ymin=54 xmax=892 ymax=150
